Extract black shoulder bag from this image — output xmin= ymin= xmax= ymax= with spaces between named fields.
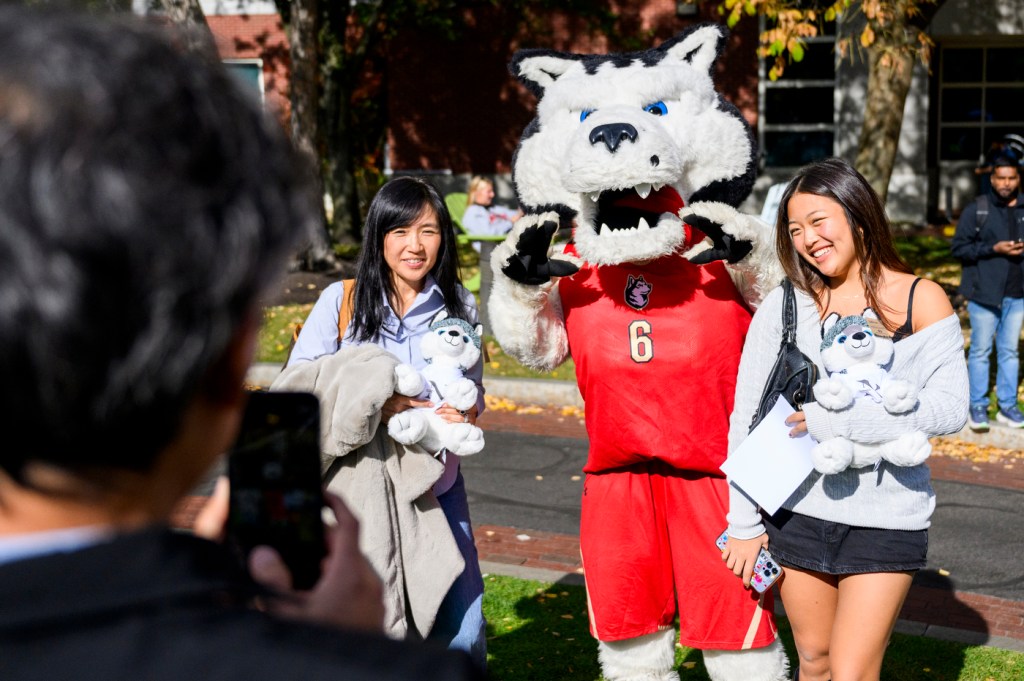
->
xmin=748 ymin=279 xmax=819 ymax=432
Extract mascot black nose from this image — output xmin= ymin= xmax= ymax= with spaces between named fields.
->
xmin=589 ymin=123 xmax=638 ymax=153
xmin=852 ymin=331 xmax=866 ymax=341
xmin=448 ymin=330 xmax=460 ymax=337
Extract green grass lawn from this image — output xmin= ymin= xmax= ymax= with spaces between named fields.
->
xmin=482 ymin=574 xmax=1024 ymax=681
xmin=255 ymin=303 xmax=577 ymax=380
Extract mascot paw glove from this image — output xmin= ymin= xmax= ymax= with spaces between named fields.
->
xmin=501 ymin=219 xmax=580 ymax=285
xmin=684 ymin=214 xmax=753 ymax=265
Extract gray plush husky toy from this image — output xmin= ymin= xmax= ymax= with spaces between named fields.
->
xmin=811 ymin=311 xmax=930 ymax=474
xmin=389 ymin=312 xmax=485 ymax=457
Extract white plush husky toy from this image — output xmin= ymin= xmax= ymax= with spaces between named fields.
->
xmin=811 ymin=311 xmax=930 ymax=474
xmin=388 ymin=312 xmax=485 ymax=456
xmin=489 ymin=23 xmax=787 ymax=681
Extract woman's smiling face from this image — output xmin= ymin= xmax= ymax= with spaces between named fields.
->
xmin=786 ymin=192 xmax=860 ymax=283
xmin=383 ymin=204 xmax=441 ymax=291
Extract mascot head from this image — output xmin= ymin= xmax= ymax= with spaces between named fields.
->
xmin=509 ymin=24 xmax=757 ymax=266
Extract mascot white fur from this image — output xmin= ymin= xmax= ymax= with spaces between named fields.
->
xmin=488 ymin=24 xmax=788 ymax=681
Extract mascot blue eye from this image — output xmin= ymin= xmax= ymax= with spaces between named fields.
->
xmin=437 ymin=330 xmax=444 ymax=335
xmin=580 ymin=109 xmax=595 ymax=122
xmin=838 ymin=335 xmax=847 ymax=344
xmin=644 ymin=101 xmax=668 ymax=116
xmin=463 ymin=335 xmax=470 ymax=343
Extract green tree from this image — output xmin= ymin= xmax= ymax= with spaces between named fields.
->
xmin=719 ymin=0 xmax=948 ymax=204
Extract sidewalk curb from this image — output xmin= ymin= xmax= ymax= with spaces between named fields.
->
xmin=247 ymin=363 xmax=585 ymax=409
xmin=949 ymin=421 xmax=1024 ymax=450
xmin=248 ymin=363 xmax=1024 ymax=449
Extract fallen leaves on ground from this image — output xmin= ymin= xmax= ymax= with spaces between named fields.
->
xmin=484 ymin=393 xmax=585 ymax=418
xmin=930 ymin=437 xmax=1023 ymax=465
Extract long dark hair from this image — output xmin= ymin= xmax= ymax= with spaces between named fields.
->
xmin=774 ymin=157 xmax=912 ymax=331
xmin=349 ymin=176 xmax=468 ymax=343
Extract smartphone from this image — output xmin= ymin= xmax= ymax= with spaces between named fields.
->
xmin=225 ymin=390 xmax=326 ymax=590
xmin=715 ymin=530 xmax=783 ymax=593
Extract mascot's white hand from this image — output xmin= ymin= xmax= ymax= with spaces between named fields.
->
xmin=679 ymin=203 xmax=754 ymax=265
xmin=500 ymin=215 xmax=579 ymax=285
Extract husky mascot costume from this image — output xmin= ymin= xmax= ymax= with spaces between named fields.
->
xmin=488 ymin=24 xmax=789 ymax=681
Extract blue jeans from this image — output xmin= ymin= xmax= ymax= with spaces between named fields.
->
xmin=429 ymin=470 xmax=486 ymax=670
xmin=967 ymin=298 xmax=1024 ymax=409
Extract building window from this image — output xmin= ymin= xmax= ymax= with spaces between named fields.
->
xmin=223 ymin=59 xmax=265 ymax=103
xmin=760 ymin=24 xmax=837 ymax=168
xmin=937 ymin=44 xmax=1024 ymax=163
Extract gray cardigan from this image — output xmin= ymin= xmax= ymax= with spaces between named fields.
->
xmin=726 ymin=285 xmax=969 ymax=539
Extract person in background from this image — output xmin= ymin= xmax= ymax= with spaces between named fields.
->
xmin=952 ymin=156 xmax=1024 ymax=432
xmin=974 ymin=134 xmax=1024 ymax=196
xmin=462 ymin=175 xmax=521 ymax=248
xmin=0 ymin=7 xmax=482 ymax=681
xmin=287 ymin=176 xmax=487 ymax=668
xmin=723 ymin=158 xmax=967 ymax=681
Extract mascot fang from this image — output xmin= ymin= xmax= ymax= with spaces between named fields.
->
xmin=489 ymin=24 xmax=788 ymax=681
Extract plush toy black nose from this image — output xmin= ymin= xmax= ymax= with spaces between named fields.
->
xmin=589 ymin=123 xmax=638 ymax=152
xmin=852 ymin=331 xmax=866 ymax=341
xmin=448 ymin=330 xmax=460 ymax=337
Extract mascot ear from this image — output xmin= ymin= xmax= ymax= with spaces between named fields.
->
xmin=431 ymin=310 xmax=450 ymax=325
xmin=510 ymin=49 xmax=580 ymax=97
xmin=662 ymin=23 xmax=726 ymax=74
xmin=862 ymin=308 xmax=879 ymax=320
xmin=473 ymin=323 xmax=484 ymax=339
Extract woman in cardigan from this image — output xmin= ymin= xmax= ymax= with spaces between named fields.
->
xmin=721 ymin=158 xmax=967 ymax=681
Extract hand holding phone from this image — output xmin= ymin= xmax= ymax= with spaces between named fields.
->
xmin=716 ymin=530 xmax=782 ymax=593
xmin=225 ymin=391 xmax=327 ymax=590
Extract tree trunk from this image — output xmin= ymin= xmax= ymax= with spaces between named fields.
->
xmin=854 ymin=0 xmax=947 ymax=205
xmin=145 ymin=0 xmax=218 ymax=58
xmin=322 ymin=72 xmax=361 ymax=244
xmin=285 ymin=0 xmax=338 ymax=269
xmin=854 ymin=46 xmax=915 ymax=205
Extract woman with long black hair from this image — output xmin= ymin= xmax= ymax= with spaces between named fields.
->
xmin=289 ymin=176 xmax=486 ymax=668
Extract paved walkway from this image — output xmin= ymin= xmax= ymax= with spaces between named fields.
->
xmin=217 ymin=369 xmax=1024 ymax=654
xmin=473 ymin=399 xmax=1024 ymax=653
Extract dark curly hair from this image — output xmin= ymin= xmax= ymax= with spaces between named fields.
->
xmin=0 ymin=7 xmax=318 ymax=485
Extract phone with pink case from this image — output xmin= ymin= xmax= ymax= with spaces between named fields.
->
xmin=715 ymin=530 xmax=782 ymax=593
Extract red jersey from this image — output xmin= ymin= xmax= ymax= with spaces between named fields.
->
xmin=559 ymin=250 xmax=752 ymax=474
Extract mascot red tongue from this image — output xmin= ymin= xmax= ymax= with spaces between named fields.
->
xmin=488 ymin=23 xmax=787 ymax=681
xmin=601 ymin=188 xmax=712 ymax=247
xmin=611 ymin=186 xmax=684 ymax=215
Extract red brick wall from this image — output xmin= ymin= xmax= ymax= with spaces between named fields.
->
xmin=207 ymin=14 xmax=291 ymax=124
xmin=203 ymin=5 xmax=759 ymax=176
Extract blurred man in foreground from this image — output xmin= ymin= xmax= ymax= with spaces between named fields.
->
xmin=0 ymin=7 xmax=482 ymax=680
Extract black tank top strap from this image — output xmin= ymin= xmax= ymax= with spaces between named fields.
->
xmin=890 ymin=277 xmax=922 ymax=342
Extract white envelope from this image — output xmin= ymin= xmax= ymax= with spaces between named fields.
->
xmin=720 ymin=398 xmax=816 ymax=515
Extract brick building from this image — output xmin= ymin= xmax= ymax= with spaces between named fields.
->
xmin=198 ymin=0 xmax=1024 ymax=222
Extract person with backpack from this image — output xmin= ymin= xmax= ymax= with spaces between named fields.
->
xmin=952 ymin=155 xmax=1024 ymax=431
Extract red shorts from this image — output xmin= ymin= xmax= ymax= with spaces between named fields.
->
xmin=580 ymin=462 xmax=778 ymax=650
